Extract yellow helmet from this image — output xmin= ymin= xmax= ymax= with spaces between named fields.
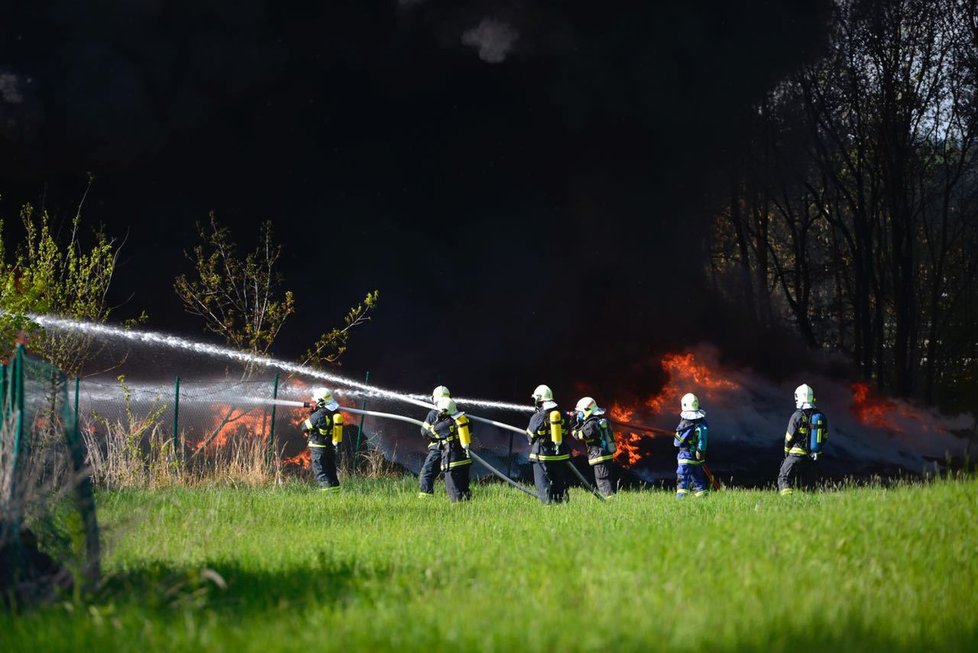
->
xmin=680 ymin=393 xmax=700 ymax=412
xmin=432 ymin=385 xmax=451 ymax=404
xmin=436 ymin=397 xmax=458 ymax=415
xmin=312 ymin=387 xmax=340 ymax=410
xmin=575 ymin=396 xmax=598 ymax=416
xmin=794 ymin=383 xmax=815 ymax=408
xmin=531 ymin=384 xmax=554 ymax=403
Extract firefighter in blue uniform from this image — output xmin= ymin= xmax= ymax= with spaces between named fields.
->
xmin=778 ymin=383 xmax=828 ymax=495
xmin=418 ymin=385 xmax=451 ymax=498
xmin=674 ymin=393 xmax=709 ymax=498
xmin=526 ymin=384 xmax=570 ymax=504
xmin=571 ymin=396 xmax=618 ymax=497
xmin=421 ymin=396 xmax=473 ymax=501
xmin=301 ymin=387 xmax=344 ymax=492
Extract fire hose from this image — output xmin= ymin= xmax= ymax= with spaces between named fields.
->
xmin=340 ymin=406 xmax=537 ymax=497
xmin=466 ymin=415 xmax=606 ymax=502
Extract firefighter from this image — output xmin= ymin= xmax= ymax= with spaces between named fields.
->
xmin=526 ymin=384 xmax=570 ymax=504
xmin=778 ymin=383 xmax=829 ymax=495
xmin=301 ymin=387 xmax=344 ymax=492
xmin=421 ymin=396 xmax=473 ymax=501
xmin=674 ymin=393 xmax=709 ymax=498
xmin=570 ymin=396 xmax=618 ymax=497
xmin=418 ymin=385 xmax=452 ymax=498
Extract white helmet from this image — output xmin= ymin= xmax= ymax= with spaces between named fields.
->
xmin=531 ymin=384 xmax=554 ymax=403
xmin=794 ymin=383 xmax=815 ymax=408
xmin=312 ymin=387 xmax=339 ymax=410
xmin=432 ymin=385 xmax=451 ymax=404
xmin=435 ymin=397 xmax=458 ymax=415
xmin=681 ymin=393 xmax=700 ymax=412
xmin=575 ymin=396 xmax=598 ymax=416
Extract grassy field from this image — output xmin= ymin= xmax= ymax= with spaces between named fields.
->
xmin=2 ymin=476 xmax=976 ymax=652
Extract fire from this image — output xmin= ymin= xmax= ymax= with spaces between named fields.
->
xmin=609 ymin=402 xmax=646 ymax=466
xmin=645 ymin=353 xmax=739 ymax=414
xmin=603 ymin=350 xmax=739 ymax=468
xmin=850 ymin=382 xmax=923 ymax=433
xmin=196 ymin=404 xmax=269 ymax=451
xmin=284 ymin=449 xmax=311 ymax=469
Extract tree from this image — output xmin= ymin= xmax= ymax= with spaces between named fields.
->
xmin=0 ymin=201 xmax=134 ymax=376
xmin=174 ymin=215 xmax=379 ymax=448
xmin=710 ymin=0 xmax=978 ymax=410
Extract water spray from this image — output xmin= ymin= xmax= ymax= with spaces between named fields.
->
xmin=29 ymin=314 xmax=529 ymax=413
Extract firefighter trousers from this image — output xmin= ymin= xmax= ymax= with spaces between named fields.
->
xmin=592 ymin=460 xmax=617 ymax=497
xmin=418 ymin=446 xmax=442 ymax=494
xmin=778 ymin=454 xmax=813 ymax=493
xmin=532 ymin=460 xmax=569 ymax=504
xmin=310 ymin=445 xmax=340 ymax=489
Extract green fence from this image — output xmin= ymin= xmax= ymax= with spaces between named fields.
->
xmin=0 ymin=344 xmax=100 ymax=590
xmin=76 ymin=372 xmax=375 ymax=477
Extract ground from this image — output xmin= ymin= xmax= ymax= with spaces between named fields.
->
xmin=1 ymin=476 xmax=976 ymax=652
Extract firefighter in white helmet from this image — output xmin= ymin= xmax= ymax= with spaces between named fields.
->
xmin=570 ymin=396 xmax=618 ymax=496
xmin=778 ymin=383 xmax=829 ymax=495
xmin=418 ymin=385 xmax=453 ymax=497
xmin=301 ymin=387 xmax=344 ymax=492
xmin=525 ymin=384 xmax=570 ymax=504
xmin=674 ymin=392 xmax=709 ymax=498
xmin=418 ymin=396 xmax=473 ymax=501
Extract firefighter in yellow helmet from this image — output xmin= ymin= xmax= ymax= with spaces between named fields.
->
xmin=525 ymin=384 xmax=570 ymax=504
xmin=571 ymin=396 xmax=618 ymax=496
xmin=778 ymin=383 xmax=829 ymax=495
xmin=418 ymin=385 xmax=452 ymax=497
xmin=300 ymin=387 xmax=344 ymax=492
xmin=421 ymin=396 xmax=473 ymax=501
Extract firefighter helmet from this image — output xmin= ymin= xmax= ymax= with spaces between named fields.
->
xmin=312 ymin=387 xmax=340 ymax=410
xmin=436 ymin=397 xmax=458 ymax=415
xmin=794 ymin=383 xmax=815 ymax=408
xmin=681 ymin=393 xmax=700 ymax=412
xmin=575 ymin=396 xmax=598 ymax=417
xmin=531 ymin=384 xmax=554 ymax=403
xmin=431 ymin=385 xmax=451 ymax=404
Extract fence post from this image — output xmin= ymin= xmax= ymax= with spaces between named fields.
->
xmin=0 ymin=362 xmax=7 ymax=422
xmin=267 ymin=372 xmax=280 ymax=466
xmin=8 ymin=345 xmax=25 ymax=532
xmin=354 ymin=370 xmax=370 ymax=472
xmin=67 ymin=374 xmax=100 ymax=588
xmin=172 ymin=376 xmax=181 ymax=460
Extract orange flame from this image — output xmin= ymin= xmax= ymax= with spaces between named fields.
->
xmin=850 ymin=382 xmax=917 ymax=433
xmin=600 ymin=351 xmax=740 ymax=468
xmin=284 ymin=449 xmax=311 ymax=469
xmin=195 ymin=404 xmax=269 ymax=452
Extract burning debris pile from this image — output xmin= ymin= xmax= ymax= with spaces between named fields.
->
xmin=604 ymin=346 xmax=974 ymax=484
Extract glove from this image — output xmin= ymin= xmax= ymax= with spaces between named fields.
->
xmin=811 ymin=453 xmax=819 ymax=462
xmin=332 ymin=439 xmax=340 ymax=447
xmin=695 ymin=450 xmax=704 ymax=461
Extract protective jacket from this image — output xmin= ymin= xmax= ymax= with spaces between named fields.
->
xmin=425 ymin=412 xmax=472 ymax=471
xmin=674 ymin=417 xmax=708 ymax=464
xmin=526 ymin=406 xmax=570 ymax=463
xmin=571 ymin=414 xmax=616 ymax=465
xmin=784 ymin=408 xmax=828 ymax=456
xmin=420 ymin=409 xmax=441 ymax=450
xmin=302 ymin=406 xmax=343 ymax=448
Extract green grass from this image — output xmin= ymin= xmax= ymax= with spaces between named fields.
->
xmin=2 ymin=476 xmax=977 ymax=652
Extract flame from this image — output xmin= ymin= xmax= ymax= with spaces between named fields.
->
xmin=196 ymin=404 xmax=269 ymax=451
xmin=645 ymin=353 xmax=740 ymax=414
xmin=601 ymin=351 xmax=740 ymax=468
xmin=609 ymin=402 xmax=645 ymax=466
xmin=284 ymin=449 xmax=311 ymax=469
xmin=849 ymin=382 xmax=922 ymax=433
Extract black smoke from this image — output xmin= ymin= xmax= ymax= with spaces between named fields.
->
xmin=0 ymin=1 xmax=831 ymax=404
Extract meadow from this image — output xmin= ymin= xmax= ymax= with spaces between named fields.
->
xmin=2 ymin=476 xmax=976 ymax=652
